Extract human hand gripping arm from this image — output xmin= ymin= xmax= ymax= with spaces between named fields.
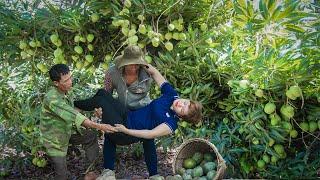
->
xmin=82 ymin=119 xmax=117 ymax=133
xmin=143 ymin=64 xmax=166 ymax=87
xmin=114 ymin=123 xmax=172 ymax=139
xmin=47 ymin=97 xmax=117 ymax=133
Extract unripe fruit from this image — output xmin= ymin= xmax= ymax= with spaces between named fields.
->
xmin=178 ymin=33 xmax=187 ymax=40
xmin=147 ymin=30 xmax=155 ymax=38
xmin=50 ymin=34 xmax=59 ymax=43
xmin=286 ymin=89 xmax=297 ymax=100
xmin=176 ymin=24 xmax=184 ymax=31
xmin=165 ymin=32 xmax=172 ymax=40
xmin=138 ymin=15 xmax=144 ymax=21
xmin=270 ymin=113 xmax=281 ymax=125
xmin=309 ymin=121 xmax=318 ymax=132
xmin=21 ymin=51 xmax=28 ymax=59
xmin=262 ymin=154 xmax=270 ymax=164
xmin=268 ymin=138 xmax=275 ymax=147
xmin=121 ymin=27 xmax=129 ymax=36
xmin=87 ymin=44 xmax=94 ymax=51
xmin=255 ymin=89 xmax=264 ymax=97
xmin=120 ymin=8 xmax=129 ymax=15
xmin=205 ymin=38 xmax=213 ymax=44
xmin=138 ymin=42 xmax=145 ymax=48
xmin=274 ymin=144 xmax=284 ymax=154
xmin=151 ymin=37 xmax=159 ymax=47
xmin=32 ymin=157 xmax=39 ymax=166
xmin=27 ymin=49 xmax=35 ymax=55
xmin=122 ymin=20 xmax=130 ymax=27
xmin=168 ymin=24 xmax=175 ymax=31
xmin=76 ymin=61 xmax=83 ymax=69
xmin=271 ymin=156 xmax=278 ymax=163
xmin=85 ymin=54 xmax=94 ymax=62
xmin=29 ymin=40 xmax=37 ymax=48
xmin=71 ymin=55 xmax=79 ymax=61
xmin=128 ymin=35 xmax=138 ymax=44
xmin=289 ymin=85 xmax=301 ymax=97
xmin=124 ymin=0 xmax=131 ymax=8
xmin=280 ymin=105 xmax=294 ymax=119
xmin=19 ymin=41 xmax=28 ymax=49
xmin=289 ymin=129 xmax=298 ymax=138
xmin=128 ymin=29 xmax=136 ymax=37
xmin=264 ymin=102 xmax=276 ymax=114
xmin=252 ymin=138 xmax=259 ymax=145
xmin=35 ymin=40 xmax=41 ymax=47
xmin=54 ymin=48 xmax=63 ymax=57
xmin=79 ymin=36 xmax=86 ymax=43
xmin=74 ymin=46 xmax=83 ymax=54
xmin=257 ymin=160 xmax=265 ymax=168
xmin=239 ymin=80 xmax=249 ymax=88
xmin=90 ymin=13 xmax=99 ymax=23
xmin=101 ymin=62 xmax=109 ymax=70
xmin=200 ymin=23 xmax=208 ymax=31
xmin=138 ymin=24 xmax=147 ymax=34
xmin=270 ymin=117 xmax=279 ymax=126
xmin=54 ymin=39 xmax=62 ymax=47
xmin=74 ymin=35 xmax=81 ymax=42
xmin=112 ymin=20 xmax=121 ymax=27
xmin=165 ymin=41 xmax=173 ymax=51
xmin=104 ymin=54 xmax=112 ymax=62
xmin=282 ymin=121 xmax=292 ymax=131
xmin=178 ymin=18 xmax=184 ymax=24
xmin=86 ymin=34 xmax=94 ymax=42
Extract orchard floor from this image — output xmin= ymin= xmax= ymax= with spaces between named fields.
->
xmin=4 ymin=140 xmax=177 ymax=180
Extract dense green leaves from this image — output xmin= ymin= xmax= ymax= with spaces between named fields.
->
xmin=1 ymin=0 xmax=319 ymax=178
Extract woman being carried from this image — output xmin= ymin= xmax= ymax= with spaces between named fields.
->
xmin=74 ymin=64 xmax=202 ymax=177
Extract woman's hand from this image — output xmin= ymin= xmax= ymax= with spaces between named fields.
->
xmin=143 ymin=64 xmax=158 ymax=76
xmin=100 ymin=124 xmax=118 ymax=133
xmin=143 ymin=64 xmax=166 ymax=87
xmin=114 ymin=124 xmax=128 ymax=133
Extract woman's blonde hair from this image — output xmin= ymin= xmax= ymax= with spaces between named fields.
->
xmin=180 ymin=100 xmax=202 ymax=124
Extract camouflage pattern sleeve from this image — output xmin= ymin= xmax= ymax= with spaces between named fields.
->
xmin=47 ymin=99 xmax=87 ymax=133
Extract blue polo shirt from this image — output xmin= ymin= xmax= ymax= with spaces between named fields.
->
xmin=126 ymin=82 xmax=179 ymax=133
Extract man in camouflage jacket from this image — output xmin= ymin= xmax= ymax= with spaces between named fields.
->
xmin=39 ymin=64 xmax=117 ymax=180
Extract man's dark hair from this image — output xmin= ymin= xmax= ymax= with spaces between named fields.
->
xmin=49 ymin=64 xmax=70 ymax=81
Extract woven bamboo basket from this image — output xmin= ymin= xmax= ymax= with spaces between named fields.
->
xmin=172 ymin=138 xmax=226 ymax=180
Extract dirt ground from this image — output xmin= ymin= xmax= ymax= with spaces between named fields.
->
xmin=4 ymin=141 xmax=178 ymax=180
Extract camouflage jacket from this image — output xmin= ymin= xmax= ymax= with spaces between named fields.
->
xmin=39 ymin=86 xmax=87 ymax=157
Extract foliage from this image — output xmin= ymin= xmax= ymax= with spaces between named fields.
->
xmin=0 ymin=0 xmax=319 ymax=178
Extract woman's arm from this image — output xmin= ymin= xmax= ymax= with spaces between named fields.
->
xmin=143 ymin=64 xmax=166 ymax=87
xmin=114 ymin=123 xmax=172 ymax=139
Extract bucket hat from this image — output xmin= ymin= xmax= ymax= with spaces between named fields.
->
xmin=115 ymin=45 xmax=148 ymax=69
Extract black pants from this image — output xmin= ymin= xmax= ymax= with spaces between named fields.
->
xmin=74 ymin=89 xmax=158 ymax=176
xmin=74 ymin=89 xmax=138 ymax=145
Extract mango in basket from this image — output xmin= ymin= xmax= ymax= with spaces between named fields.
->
xmin=192 ymin=152 xmax=203 ymax=164
xmin=207 ymin=170 xmax=216 ymax=179
xmin=203 ymin=153 xmax=214 ymax=162
xmin=203 ymin=162 xmax=216 ymax=174
xmin=182 ymin=173 xmax=192 ymax=180
xmin=192 ymin=166 xmax=204 ymax=177
xmin=183 ymin=158 xmax=197 ymax=169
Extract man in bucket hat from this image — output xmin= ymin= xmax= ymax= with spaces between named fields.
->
xmin=104 ymin=45 xmax=152 ymax=111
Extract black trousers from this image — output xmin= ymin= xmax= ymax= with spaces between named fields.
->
xmin=74 ymin=89 xmax=138 ymax=145
xmin=74 ymin=89 xmax=158 ymax=175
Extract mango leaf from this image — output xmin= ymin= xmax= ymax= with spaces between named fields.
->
xmin=285 ymin=24 xmax=305 ymax=33
xmin=259 ymin=0 xmax=269 ymax=20
xmin=274 ymin=1 xmax=299 ymax=21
